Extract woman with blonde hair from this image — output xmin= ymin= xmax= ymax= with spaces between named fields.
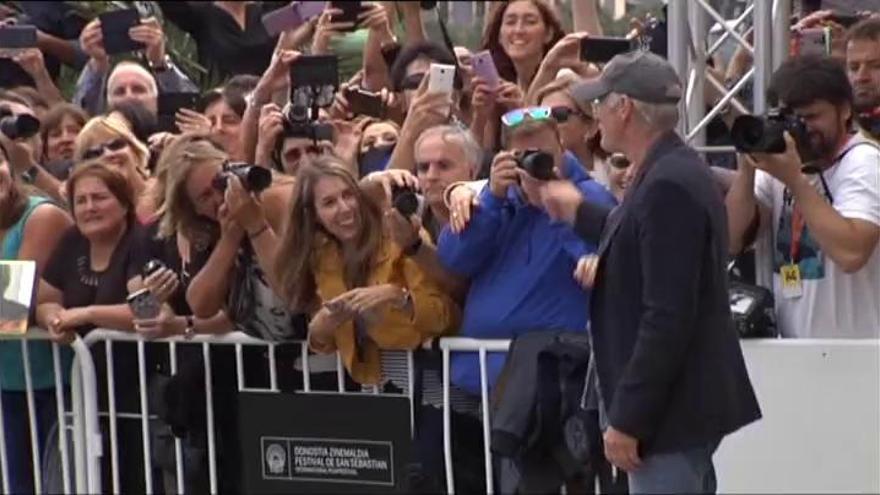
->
xmin=275 ymin=156 xmax=459 ymax=386
xmin=73 ymin=114 xmax=154 ymax=221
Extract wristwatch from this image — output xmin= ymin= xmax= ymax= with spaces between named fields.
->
xmin=184 ymin=316 xmax=195 ymax=340
xmin=147 ymin=54 xmax=171 ymax=73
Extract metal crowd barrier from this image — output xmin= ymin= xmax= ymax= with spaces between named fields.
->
xmin=3 ymin=330 xmax=878 ymax=494
xmin=0 ymin=330 xmax=101 ymax=494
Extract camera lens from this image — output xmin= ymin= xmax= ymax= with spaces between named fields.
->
xmin=518 ymin=150 xmax=555 ymax=181
xmin=392 ymin=187 xmax=419 ymax=217
xmin=0 ymin=113 xmax=40 ymax=140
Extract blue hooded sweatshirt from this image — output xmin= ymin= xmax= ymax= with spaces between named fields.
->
xmin=437 ymin=153 xmax=617 ymax=394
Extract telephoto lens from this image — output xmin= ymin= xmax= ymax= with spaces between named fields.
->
xmin=516 ymin=149 xmax=556 ymax=181
xmin=0 ymin=110 xmax=40 ymax=140
xmin=211 ymin=163 xmax=272 ymax=193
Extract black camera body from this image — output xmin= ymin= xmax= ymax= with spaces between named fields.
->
xmin=391 ymin=186 xmax=419 ymax=217
xmin=731 ymin=108 xmax=819 ymax=162
xmin=0 ymin=107 xmax=40 ymax=140
xmin=515 ymin=149 xmax=555 ymax=181
xmin=212 ymin=162 xmax=272 ymax=193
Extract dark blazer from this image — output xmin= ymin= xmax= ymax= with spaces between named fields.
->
xmin=575 ymin=132 xmax=761 ymax=455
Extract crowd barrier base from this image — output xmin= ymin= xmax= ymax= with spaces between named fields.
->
xmin=1 ymin=330 xmax=877 ymax=494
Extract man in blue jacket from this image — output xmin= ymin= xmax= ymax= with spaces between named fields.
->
xmin=437 ymin=107 xmax=617 ymax=395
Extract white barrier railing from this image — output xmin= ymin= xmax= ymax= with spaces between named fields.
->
xmin=4 ymin=331 xmax=878 ymax=494
xmin=74 ymin=329 xmax=419 ymax=495
xmin=0 ymin=330 xmax=101 ymax=495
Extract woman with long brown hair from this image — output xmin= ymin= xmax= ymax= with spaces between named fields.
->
xmin=275 ymin=156 xmax=458 ymax=386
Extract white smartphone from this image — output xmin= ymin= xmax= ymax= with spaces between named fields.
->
xmin=427 ymin=63 xmax=456 ymax=95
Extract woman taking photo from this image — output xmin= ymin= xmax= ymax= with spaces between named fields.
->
xmin=275 ymin=156 xmax=459 ymax=386
xmin=0 ymin=134 xmax=73 ymax=495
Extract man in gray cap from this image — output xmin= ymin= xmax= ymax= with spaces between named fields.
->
xmin=541 ymin=50 xmax=761 ymax=493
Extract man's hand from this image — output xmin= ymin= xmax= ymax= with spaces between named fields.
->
xmin=604 ymin=426 xmax=642 ymax=472
xmin=540 ymin=179 xmax=584 ymax=225
xmin=489 ymin=152 xmax=519 ymax=199
xmin=573 ymin=254 xmax=599 ymax=288
xmin=79 ymin=19 xmax=108 ymax=69
xmin=745 ymin=132 xmax=804 ymax=187
xmin=312 ymin=9 xmax=354 ymax=55
xmin=129 ymin=17 xmax=166 ymax=68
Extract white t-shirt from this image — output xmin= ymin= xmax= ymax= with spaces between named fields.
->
xmin=754 ymin=134 xmax=880 ymax=339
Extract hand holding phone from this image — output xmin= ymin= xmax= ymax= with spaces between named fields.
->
xmin=428 ymin=63 xmax=456 ymax=95
xmin=471 ymin=50 xmax=500 ymax=89
xmin=329 ymin=1 xmax=363 ymax=31
xmin=0 ymin=25 xmax=37 ymax=58
xmin=127 ymin=289 xmax=161 ymax=320
xmin=99 ymin=9 xmax=144 ymax=55
xmin=262 ymin=2 xmax=327 ymax=36
xmin=345 ymin=87 xmax=385 ymax=118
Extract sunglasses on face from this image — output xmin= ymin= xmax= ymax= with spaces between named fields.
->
xmin=501 ymin=106 xmax=553 ymax=128
xmin=549 ymin=106 xmax=588 ymax=123
xmin=81 ymin=138 xmax=128 ymax=161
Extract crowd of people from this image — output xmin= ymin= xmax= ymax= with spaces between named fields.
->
xmin=0 ymin=0 xmax=878 ymax=493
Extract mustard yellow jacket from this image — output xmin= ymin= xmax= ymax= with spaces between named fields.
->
xmin=309 ymin=231 xmax=460 ymax=384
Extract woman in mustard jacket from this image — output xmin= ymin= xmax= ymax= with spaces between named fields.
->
xmin=275 ymin=156 xmax=459 ymax=386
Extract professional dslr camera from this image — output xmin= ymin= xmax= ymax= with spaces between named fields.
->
xmin=211 ymin=162 xmax=272 ymax=193
xmin=730 ymin=108 xmax=820 ymax=163
xmin=515 ymin=149 xmax=555 ymax=181
xmin=0 ymin=107 xmax=40 ymax=140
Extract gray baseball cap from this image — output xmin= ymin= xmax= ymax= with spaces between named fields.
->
xmin=572 ymin=50 xmax=683 ymax=105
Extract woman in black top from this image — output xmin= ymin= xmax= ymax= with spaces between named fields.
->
xmin=159 ymin=1 xmax=288 ymax=82
xmin=35 ymin=162 xmax=153 ymax=493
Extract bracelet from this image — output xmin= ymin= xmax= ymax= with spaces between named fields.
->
xmin=248 ymin=223 xmax=271 ymax=239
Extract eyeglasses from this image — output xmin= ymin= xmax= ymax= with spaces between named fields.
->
xmin=81 ymin=138 xmax=128 ymax=161
xmin=501 ymin=106 xmax=553 ymax=128
xmin=609 ymin=153 xmax=631 ymax=169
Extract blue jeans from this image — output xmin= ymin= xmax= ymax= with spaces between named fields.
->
xmin=1 ymin=389 xmax=58 ymax=494
xmin=627 ymin=442 xmax=719 ymax=494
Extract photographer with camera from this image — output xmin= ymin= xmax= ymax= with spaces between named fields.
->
xmin=726 ymin=55 xmax=880 ymax=339
xmin=0 ymin=90 xmax=65 ymax=202
xmin=437 ymin=106 xmax=614 ymax=396
xmin=846 ymin=18 xmax=880 ymax=141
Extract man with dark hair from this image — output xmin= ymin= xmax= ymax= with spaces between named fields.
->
xmin=727 ymin=55 xmax=880 ymax=339
xmin=846 ymin=18 xmax=880 ymax=140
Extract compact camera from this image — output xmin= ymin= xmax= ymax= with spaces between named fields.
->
xmin=211 ymin=162 xmax=272 ymax=193
xmin=515 ymin=149 xmax=555 ymax=181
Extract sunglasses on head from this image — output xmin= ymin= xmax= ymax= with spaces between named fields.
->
xmin=81 ymin=138 xmax=128 ymax=161
xmin=501 ymin=106 xmax=554 ymax=128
